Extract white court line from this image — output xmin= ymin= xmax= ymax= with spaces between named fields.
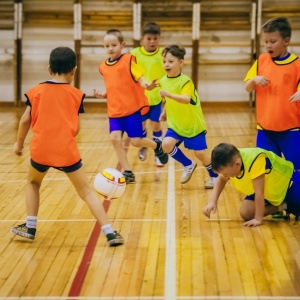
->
xmin=1 ymin=295 xmax=300 ymax=300
xmin=0 ymin=166 xmax=206 ymax=184
xmin=1 ymin=219 xmax=167 ymax=223
xmin=164 ymin=158 xmax=176 ymax=300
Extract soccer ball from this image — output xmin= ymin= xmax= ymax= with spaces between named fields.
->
xmin=94 ymin=168 xmax=126 ymax=199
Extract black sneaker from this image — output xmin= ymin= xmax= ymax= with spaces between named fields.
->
xmin=154 ymin=141 xmax=168 ymax=165
xmin=11 ymin=223 xmax=36 ymax=240
xmin=122 ymin=171 xmax=135 ymax=184
xmin=106 ymin=231 xmax=124 ymax=247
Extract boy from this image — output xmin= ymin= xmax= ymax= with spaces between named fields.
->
xmin=130 ymin=22 xmax=166 ymax=166
xmin=93 ymin=29 xmax=168 ymax=184
xmin=203 ymin=143 xmax=300 ymax=226
xmin=159 ymin=44 xmax=218 ymax=188
xmin=12 ymin=47 xmax=124 ymax=246
xmin=244 ymin=17 xmax=300 ymax=170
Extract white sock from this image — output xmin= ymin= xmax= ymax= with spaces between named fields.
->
xmin=101 ymin=224 xmax=114 ymax=235
xmin=26 ymin=216 xmax=37 ymax=229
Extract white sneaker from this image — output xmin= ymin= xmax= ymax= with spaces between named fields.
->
xmin=155 ymin=156 xmax=164 ymax=167
xmin=205 ymin=177 xmax=217 ymax=189
xmin=181 ymin=161 xmax=197 ymax=184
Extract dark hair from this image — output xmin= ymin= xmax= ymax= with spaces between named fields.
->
xmin=211 ymin=143 xmax=240 ymax=172
xmin=49 ymin=47 xmax=76 ymax=75
xmin=162 ymin=44 xmax=186 ymax=60
xmin=142 ymin=22 xmax=161 ymax=35
xmin=262 ymin=17 xmax=291 ymax=39
xmin=106 ymin=29 xmax=124 ymax=43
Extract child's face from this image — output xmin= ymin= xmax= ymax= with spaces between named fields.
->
xmin=216 ymin=160 xmax=242 ymax=179
xmin=263 ymin=30 xmax=290 ymax=58
xmin=103 ymin=34 xmax=125 ymax=60
xmin=142 ymin=34 xmax=160 ymax=52
xmin=162 ymin=52 xmax=183 ymax=77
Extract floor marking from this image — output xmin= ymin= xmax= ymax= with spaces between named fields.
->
xmin=1 ymin=295 xmax=299 ymax=299
xmin=164 ymin=158 xmax=176 ymax=300
xmin=1 ymin=219 xmax=167 ymax=223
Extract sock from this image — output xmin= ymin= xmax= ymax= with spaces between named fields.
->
xmin=102 ymin=224 xmax=114 ymax=235
xmin=205 ymin=164 xmax=218 ymax=178
xmin=153 ymin=130 xmax=163 ymax=142
xmin=169 ymin=146 xmax=192 ymax=166
xmin=142 ymin=129 xmax=147 ymax=138
xmin=26 ymin=216 xmax=37 ymax=229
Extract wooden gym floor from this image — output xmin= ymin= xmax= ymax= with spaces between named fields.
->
xmin=0 ymin=103 xmax=300 ymax=300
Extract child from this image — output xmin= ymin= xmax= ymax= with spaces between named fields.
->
xmin=130 ymin=22 xmax=166 ymax=166
xmin=159 ymin=44 xmax=218 ymax=188
xmin=93 ymin=29 xmax=169 ymax=184
xmin=11 ymin=47 xmax=124 ymax=246
xmin=203 ymin=143 xmax=300 ymax=226
xmin=244 ymin=17 xmax=300 ymax=171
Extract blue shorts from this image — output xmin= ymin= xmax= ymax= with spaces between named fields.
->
xmin=142 ymin=103 xmax=162 ymax=123
xmin=256 ymin=129 xmax=300 ymax=170
xmin=31 ymin=158 xmax=82 ymax=173
xmin=109 ymin=110 xmax=143 ymax=138
xmin=164 ymin=128 xmax=207 ymax=151
xmin=285 ymin=171 xmax=300 ymax=215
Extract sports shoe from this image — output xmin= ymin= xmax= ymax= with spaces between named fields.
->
xmin=11 ymin=223 xmax=36 ymax=240
xmin=205 ymin=177 xmax=217 ymax=189
xmin=181 ymin=161 xmax=197 ymax=184
xmin=155 ymin=156 xmax=164 ymax=167
xmin=138 ymin=147 xmax=147 ymax=161
xmin=154 ymin=141 xmax=168 ymax=165
xmin=122 ymin=171 xmax=135 ymax=184
xmin=106 ymin=231 xmax=124 ymax=247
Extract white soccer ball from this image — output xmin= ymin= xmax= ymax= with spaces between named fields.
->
xmin=94 ymin=168 xmax=126 ymax=199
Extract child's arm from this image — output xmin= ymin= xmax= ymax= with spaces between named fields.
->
xmin=138 ymin=77 xmax=159 ymax=91
xmin=13 ymin=106 xmax=31 ymax=156
xmin=159 ymin=106 xmax=167 ymax=122
xmin=160 ymin=90 xmax=190 ymax=104
xmin=245 ymin=76 xmax=271 ymax=93
xmin=243 ymin=174 xmax=265 ymax=227
xmin=203 ymin=175 xmax=227 ymax=218
xmin=93 ymin=89 xmax=107 ymax=99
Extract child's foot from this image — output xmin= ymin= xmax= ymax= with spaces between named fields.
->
xmin=181 ymin=161 xmax=197 ymax=184
xmin=106 ymin=231 xmax=124 ymax=247
xmin=122 ymin=171 xmax=135 ymax=184
xmin=138 ymin=147 xmax=147 ymax=161
xmin=205 ymin=177 xmax=217 ymax=189
xmin=154 ymin=141 xmax=168 ymax=164
xmin=11 ymin=223 xmax=36 ymax=240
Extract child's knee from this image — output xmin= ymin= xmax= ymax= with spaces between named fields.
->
xmin=239 ymin=205 xmax=254 ymax=221
xmin=162 ymin=140 xmax=173 ymax=153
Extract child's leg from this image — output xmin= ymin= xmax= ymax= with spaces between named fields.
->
xmin=11 ymin=162 xmax=48 ymax=240
xmin=194 ymin=149 xmax=218 ymax=178
xmin=110 ymin=130 xmax=131 ymax=171
xmin=67 ymin=167 xmax=110 ymax=226
xmin=26 ymin=163 xmax=48 ymax=216
xmin=240 ymin=199 xmax=281 ymax=220
xmin=163 ymin=137 xmax=191 ymax=166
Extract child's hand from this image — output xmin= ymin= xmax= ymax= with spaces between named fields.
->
xmin=254 ymin=76 xmax=271 ymax=87
xmin=243 ymin=218 xmax=262 ymax=227
xmin=93 ymin=89 xmax=107 ymax=99
xmin=145 ymin=79 xmax=159 ymax=91
xmin=289 ymin=91 xmax=300 ymax=102
xmin=13 ymin=142 xmax=23 ymax=156
xmin=160 ymin=90 xmax=169 ymax=98
xmin=203 ymin=202 xmax=217 ymax=218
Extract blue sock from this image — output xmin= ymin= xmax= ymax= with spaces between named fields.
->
xmin=153 ymin=130 xmax=163 ymax=142
xmin=169 ymin=146 xmax=192 ymax=166
xmin=205 ymin=164 xmax=218 ymax=177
